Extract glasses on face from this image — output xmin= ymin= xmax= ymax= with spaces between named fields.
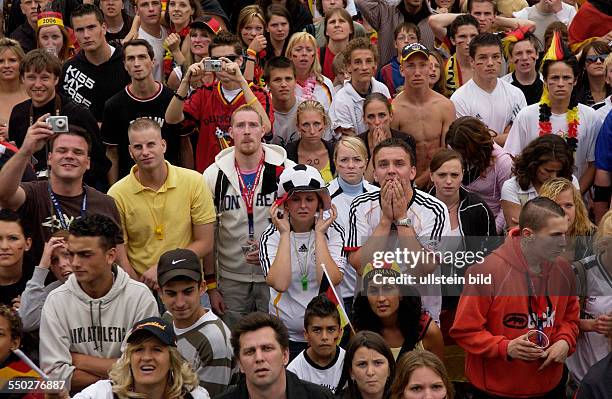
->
xmin=210 ymin=55 xmax=239 ymax=62
xmin=586 ymin=54 xmax=608 ymax=64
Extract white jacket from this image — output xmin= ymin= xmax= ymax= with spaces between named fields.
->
xmin=72 ymin=379 xmax=210 ymax=399
xmin=203 ymin=144 xmax=295 ymax=283
xmin=40 ymin=265 xmax=158 ymax=387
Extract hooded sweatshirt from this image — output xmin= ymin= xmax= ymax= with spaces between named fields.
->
xmin=39 ymin=265 xmax=158 ymax=387
xmin=59 ymin=45 xmax=131 ymax=121
xmin=202 ymin=144 xmax=295 ymax=282
xmin=450 ymin=229 xmax=580 ymax=398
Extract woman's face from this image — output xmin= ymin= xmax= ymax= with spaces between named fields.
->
xmin=0 ymin=315 xmax=19 ymax=365
xmin=435 ymin=0 xmax=454 ymax=9
xmin=167 ymin=0 xmax=193 ymax=27
xmin=190 ymin=28 xmax=211 ymax=57
xmin=285 ymin=191 xmax=320 ymax=222
xmin=363 ymin=100 xmax=392 ymax=133
xmin=0 ymin=48 xmax=21 ymax=82
xmin=431 ymin=159 xmax=463 ymax=199
xmin=336 ymin=143 xmax=367 ymax=185
xmin=267 ymin=15 xmax=290 ymax=42
xmin=298 ymin=110 xmax=325 ymax=142
xmin=350 ymin=346 xmax=390 ymax=398
xmin=535 ymin=160 xmax=563 ymax=186
xmin=38 ymin=25 xmax=64 ymax=55
xmin=241 ymin=18 xmax=265 ymax=45
xmin=428 ymin=54 xmax=441 ymax=87
xmin=326 ymin=12 xmax=351 ymax=42
xmin=555 ymin=188 xmax=576 ymax=229
xmin=290 ymin=39 xmax=316 ymax=73
xmin=585 ymin=48 xmax=607 ymax=79
xmin=367 ymin=283 xmax=400 ymax=320
xmin=402 ymin=366 xmax=447 ymax=399
xmin=130 ymin=337 xmax=172 ymax=389
xmin=0 ymin=221 xmax=30 ymax=269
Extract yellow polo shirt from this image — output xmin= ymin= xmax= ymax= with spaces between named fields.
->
xmin=108 ymin=161 xmax=216 ymax=275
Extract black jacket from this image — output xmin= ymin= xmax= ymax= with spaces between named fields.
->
xmin=286 ymin=139 xmax=336 ymax=176
xmin=217 ymin=370 xmax=334 ymax=399
xmin=9 ymin=22 xmax=36 ymax=53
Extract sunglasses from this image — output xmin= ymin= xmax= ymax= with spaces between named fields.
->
xmin=585 ymin=54 xmax=608 ymax=64
xmin=209 ymin=55 xmax=239 ymax=62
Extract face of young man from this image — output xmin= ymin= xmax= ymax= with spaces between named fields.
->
xmin=304 ymin=316 xmax=341 ymax=359
xmin=451 ymin=24 xmax=479 ymax=58
xmin=349 ymin=49 xmax=377 ymax=86
xmin=544 ymin=61 xmax=575 ymax=103
xmin=160 ymin=279 xmax=205 ymax=328
xmin=523 ymin=215 xmax=568 ymax=262
xmin=400 ymin=53 xmax=430 ymax=88
xmin=511 ymin=40 xmax=538 ymax=75
xmin=373 ymin=146 xmax=416 ymax=187
xmin=395 ymin=29 xmax=419 ymax=55
xmin=124 ymin=44 xmax=154 ymax=81
xmin=238 ymin=327 xmax=289 ymax=390
xmin=67 ymin=235 xmax=115 ymax=287
xmin=72 ymin=14 xmax=108 ymax=53
xmin=48 ymin=134 xmax=91 ymax=181
xmin=135 ymin=0 xmax=162 ymax=26
xmin=209 ymin=45 xmax=242 ymax=85
xmin=471 ymin=45 xmax=503 ymax=82
xmin=470 ymin=1 xmax=495 ymax=32
xmin=100 ymin=0 xmax=124 ymax=19
xmin=128 ymin=127 xmax=167 ymax=173
xmin=268 ymin=67 xmax=296 ymax=103
xmin=229 ymin=110 xmax=265 ymax=156
xmin=20 ymin=0 xmax=50 ymax=25
xmin=22 ymin=68 xmax=59 ymax=107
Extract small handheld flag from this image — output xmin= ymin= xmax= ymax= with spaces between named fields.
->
xmin=319 ymin=264 xmax=354 ymax=335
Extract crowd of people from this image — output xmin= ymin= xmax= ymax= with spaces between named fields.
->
xmin=0 ymin=0 xmax=611 ymax=398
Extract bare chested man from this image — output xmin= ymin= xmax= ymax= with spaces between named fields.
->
xmin=391 ymin=43 xmax=455 ymax=190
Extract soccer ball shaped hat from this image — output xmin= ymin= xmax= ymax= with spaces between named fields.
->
xmin=277 ymin=164 xmax=332 ymax=211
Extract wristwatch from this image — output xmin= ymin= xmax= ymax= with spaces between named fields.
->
xmin=173 ymin=91 xmax=187 ymax=101
xmin=395 ymin=217 xmax=412 ymax=227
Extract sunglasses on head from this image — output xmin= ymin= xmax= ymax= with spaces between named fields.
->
xmin=210 ymin=55 xmax=239 ymax=62
xmin=586 ymin=54 xmax=608 ymax=64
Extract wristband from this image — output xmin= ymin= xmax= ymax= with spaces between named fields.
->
xmin=246 ymin=57 xmax=257 ymax=63
xmin=205 ymin=273 xmax=217 ymax=291
xmin=246 ymin=97 xmax=258 ymax=107
xmin=206 ymin=281 xmax=217 ymax=290
xmin=173 ymin=91 xmax=187 ymax=101
xmin=246 ymin=48 xmax=257 ymax=57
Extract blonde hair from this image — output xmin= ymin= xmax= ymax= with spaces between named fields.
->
xmin=334 ymin=136 xmax=368 ymax=163
xmin=390 ymin=350 xmax=454 ymax=399
xmin=539 ymin=177 xmax=595 ymax=237
xmin=237 ymin=5 xmax=266 ymax=48
xmin=296 ymin=100 xmax=330 ymax=129
xmin=605 ymin=53 xmax=612 ymax=75
xmin=285 ymin=32 xmax=325 ymax=85
xmin=0 ymin=38 xmax=26 ymax=62
xmin=109 ymin=339 xmax=199 ymax=399
xmin=593 ymin=210 xmax=612 ymax=254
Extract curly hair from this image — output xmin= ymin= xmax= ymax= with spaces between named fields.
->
xmin=445 ymin=116 xmax=495 ymax=178
xmin=390 ymin=350 xmax=454 ymax=399
xmin=343 ymin=37 xmax=378 ymax=67
xmin=109 ymin=337 xmax=199 ymax=399
xmin=68 ymin=214 xmax=121 ymax=251
xmin=0 ymin=304 xmax=22 ymax=342
xmin=539 ymin=177 xmax=595 ymax=237
xmin=512 ymin=134 xmax=574 ymax=191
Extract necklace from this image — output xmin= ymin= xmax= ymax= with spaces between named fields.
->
xmin=291 ymin=230 xmax=313 ymax=291
xmin=538 ymin=89 xmax=579 ymax=152
xmin=139 ymin=176 xmax=168 ymax=240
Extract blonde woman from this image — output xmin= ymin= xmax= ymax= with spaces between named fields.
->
xmin=73 ymin=317 xmax=209 ymax=399
xmin=286 ymin=32 xmax=335 ymax=112
xmin=0 ymin=39 xmax=28 ymax=141
xmin=286 ymin=100 xmax=335 ymax=182
xmin=540 ymin=177 xmax=596 ymax=261
xmin=237 ymin=5 xmax=267 ymax=84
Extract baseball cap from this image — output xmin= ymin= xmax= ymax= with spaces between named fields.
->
xmin=401 ymin=43 xmax=430 ymax=63
xmin=157 ymin=248 xmax=202 ymax=287
xmin=276 ymin=164 xmax=332 ymax=211
xmin=126 ymin=317 xmax=176 ymax=346
xmin=190 ymin=16 xmax=223 ymax=36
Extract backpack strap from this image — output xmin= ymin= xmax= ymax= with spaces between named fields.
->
xmin=214 ymin=169 xmax=230 ymax=213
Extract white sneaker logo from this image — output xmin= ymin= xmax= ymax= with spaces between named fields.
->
xmin=172 ymin=259 xmax=186 ymax=265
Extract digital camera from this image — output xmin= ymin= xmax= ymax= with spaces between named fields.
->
xmin=46 ymin=116 xmax=69 ymax=133
xmin=203 ymin=59 xmax=222 ymax=72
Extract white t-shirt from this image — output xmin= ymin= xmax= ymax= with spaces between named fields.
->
xmin=272 ymin=99 xmax=303 ymax=146
xmin=504 ymin=103 xmax=601 ymax=180
xmin=288 ymin=347 xmax=346 ymax=393
xmin=500 ymin=174 xmax=580 ymax=206
xmin=451 ymin=78 xmax=527 ymax=136
xmin=595 ymin=96 xmax=612 ymax=123
xmin=260 ymin=223 xmax=347 ymax=341
xmin=330 ymin=78 xmax=391 ymax=134
xmin=345 ymin=188 xmax=451 ymax=322
xmin=567 ymin=254 xmax=612 ymax=382
xmin=72 ymin=379 xmax=210 ymax=399
xmin=138 ymin=26 xmax=168 ymax=83
xmin=513 ymin=3 xmax=576 ymax=43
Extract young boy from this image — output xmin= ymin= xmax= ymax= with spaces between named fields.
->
xmin=377 ymin=22 xmax=421 ymax=97
xmin=287 ymin=295 xmax=345 ymax=393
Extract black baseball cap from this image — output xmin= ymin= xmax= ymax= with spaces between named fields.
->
xmin=401 ymin=43 xmax=430 ymax=63
xmin=157 ymin=248 xmax=202 ymax=287
xmin=126 ymin=317 xmax=177 ymax=346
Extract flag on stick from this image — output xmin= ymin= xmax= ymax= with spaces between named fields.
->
xmin=319 ymin=264 xmax=354 ymax=335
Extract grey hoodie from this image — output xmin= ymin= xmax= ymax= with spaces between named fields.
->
xmin=39 ymin=265 xmax=158 ymax=387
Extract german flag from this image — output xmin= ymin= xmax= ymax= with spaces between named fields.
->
xmin=0 ymin=353 xmax=44 ymax=398
xmin=318 ymin=264 xmax=353 ymax=334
